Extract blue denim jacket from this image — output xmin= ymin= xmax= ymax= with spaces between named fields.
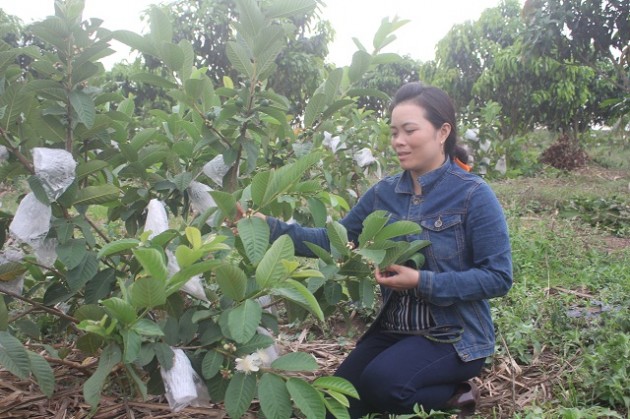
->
xmin=267 ymin=158 xmax=513 ymax=361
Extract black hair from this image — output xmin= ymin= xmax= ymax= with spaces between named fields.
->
xmin=389 ymin=82 xmax=468 ymax=162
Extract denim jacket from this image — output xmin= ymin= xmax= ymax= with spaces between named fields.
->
xmin=267 ymin=158 xmax=513 ymax=361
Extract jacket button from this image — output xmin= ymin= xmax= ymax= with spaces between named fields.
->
xmin=434 ymin=218 xmax=443 ymax=228
xmin=412 ymin=197 xmax=421 ymax=205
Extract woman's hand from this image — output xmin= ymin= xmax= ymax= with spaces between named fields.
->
xmin=375 ymin=264 xmax=420 ymax=292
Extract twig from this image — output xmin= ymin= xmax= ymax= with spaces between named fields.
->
xmin=0 ymin=288 xmax=78 ymax=324
xmin=84 ymin=214 xmax=111 ymax=244
xmin=0 ymin=127 xmax=35 ymax=174
xmin=42 ymin=355 xmax=97 ymax=372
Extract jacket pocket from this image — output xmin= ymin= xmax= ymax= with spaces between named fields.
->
xmin=420 ymin=214 xmax=464 ymax=262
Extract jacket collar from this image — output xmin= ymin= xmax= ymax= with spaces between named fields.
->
xmin=395 ymin=158 xmax=452 ymax=196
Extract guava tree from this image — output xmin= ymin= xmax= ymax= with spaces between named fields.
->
xmin=0 ymin=0 xmax=418 ymax=417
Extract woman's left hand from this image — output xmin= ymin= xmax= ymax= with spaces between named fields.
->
xmin=374 ymin=264 xmax=420 ymax=291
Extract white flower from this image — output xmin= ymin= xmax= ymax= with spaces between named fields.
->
xmin=234 ymin=353 xmax=262 ymax=374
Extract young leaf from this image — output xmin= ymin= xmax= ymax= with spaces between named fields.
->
xmin=130 ymin=277 xmax=166 ymax=309
xmin=286 ymin=378 xmax=326 ymax=419
xmin=259 ymin=373 xmax=292 ymax=419
xmin=27 ymin=351 xmax=55 ymax=398
xmin=271 ymin=352 xmax=318 ymax=372
xmin=215 ymin=263 xmax=248 ymax=301
xmin=237 ymin=216 xmax=270 ymax=266
xmin=0 ymin=331 xmax=31 ymax=379
xmin=83 ymin=344 xmax=121 ymax=407
xmin=255 ymin=235 xmax=294 ymax=289
xmin=132 ymin=248 xmax=168 ymax=282
xmin=185 ymin=226 xmax=202 ymax=250
xmin=224 ymin=372 xmax=256 ymax=419
xmin=228 ymin=300 xmax=262 ymax=344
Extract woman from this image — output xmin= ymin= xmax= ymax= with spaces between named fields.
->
xmin=257 ymin=82 xmax=512 ymax=417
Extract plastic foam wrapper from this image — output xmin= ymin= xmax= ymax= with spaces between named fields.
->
xmin=160 ymin=348 xmax=211 ymax=412
xmin=33 ymin=147 xmax=76 ymax=201
xmin=0 ymin=145 xmax=8 ymax=162
xmin=0 ymin=249 xmax=26 ymax=295
xmin=202 ymin=154 xmax=231 ymax=187
xmin=353 ymin=147 xmax=377 ymax=167
xmin=9 ymin=192 xmax=51 ymax=247
xmin=323 ymin=131 xmax=345 ymax=153
xmin=144 ymin=199 xmax=169 ymax=239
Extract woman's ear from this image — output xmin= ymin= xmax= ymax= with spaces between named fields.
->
xmin=440 ymin=123 xmax=452 ymax=141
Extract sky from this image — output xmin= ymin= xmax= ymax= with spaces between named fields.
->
xmin=0 ymin=0 xmax=511 ymax=67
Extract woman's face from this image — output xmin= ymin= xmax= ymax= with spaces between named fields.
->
xmin=390 ymin=101 xmax=450 ymax=178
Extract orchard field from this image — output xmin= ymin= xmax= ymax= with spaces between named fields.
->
xmin=0 ymin=0 xmax=628 ymax=418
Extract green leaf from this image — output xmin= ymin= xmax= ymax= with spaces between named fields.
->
xmin=304 ymin=92 xmax=326 ymax=127
xmin=324 ymin=396 xmax=351 ymax=419
xmin=27 ymin=351 xmax=55 ymax=398
xmin=132 ymin=319 xmax=164 ymax=337
xmin=228 ymin=300 xmax=262 ymax=344
xmin=0 ymin=331 xmax=31 ymax=379
xmin=259 ymin=373 xmax=292 ymax=419
xmin=304 ymin=242 xmax=335 ymax=264
xmin=235 ymin=333 xmax=275 ymax=356
xmin=132 ymin=247 xmax=168 ymax=282
xmin=130 ymin=277 xmax=166 ymax=309
xmin=250 ymin=171 xmax=271 ymax=207
xmin=265 ymin=0 xmax=316 ymax=18
xmin=202 ymin=350 xmax=224 ymax=379
xmin=348 ymin=50 xmax=372 ymax=83
xmin=149 ymin=7 xmax=172 ymax=44
xmin=327 ymin=221 xmax=350 ymax=257
xmin=271 ymin=352 xmax=318 ymax=372
xmin=76 ymin=160 xmax=109 ymax=181
xmin=85 ymin=269 xmax=116 ymax=304
xmin=174 ymin=246 xmax=203 ymax=268
xmin=374 ymin=220 xmax=422 ymax=241
xmin=102 ymin=297 xmax=137 ymax=325
xmin=83 ymin=344 xmax=121 ymax=407
xmin=346 ymin=88 xmax=391 ymax=102
xmin=69 ymin=90 xmax=96 ymax=128
xmin=260 ymin=152 xmax=321 ymax=208
xmin=125 ymin=363 xmax=148 ymax=401
xmin=159 ymin=42 xmax=185 ymax=72
xmin=66 ymin=252 xmax=98 ymax=291
xmin=286 ymin=378 xmax=326 ymax=419
xmin=72 ymin=185 xmax=119 ymax=206
xmin=271 ymin=279 xmax=324 ymax=322
xmin=224 ymin=372 xmax=256 ymax=419
xmin=313 ymin=376 xmax=359 ymax=399
xmin=97 ymin=239 xmax=140 ymax=259
xmin=153 ymin=342 xmax=174 ymax=370
xmin=122 ymin=329 xmax=142 ymax=364
xmin=226 ymin=41 xmax=254 ymax=79
xmin=129 ymin=72 xmax=178 ymax=89
xmin=237 ymin=216 xmax=270 ymax=266
xmin=255 ymin=235 xmax=294 ymax=289
xmin=358 ymin=210 xmax=389 ymax=246
xmin=215 ymin=264 xmax=247 ymax=301
xmin=209 ymin=190 xmax=237 ymax=220
xmin=56 ymin=239 xmax=87 ymax=270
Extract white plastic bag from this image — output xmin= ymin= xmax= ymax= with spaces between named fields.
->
xmin=0 ymin=145 xmax=8 ymax=163
xmin=166 ymin=250 xmax=208 ymax=302
xmin=353 ymin=147 xmax=377 ymax=167
xmin=9 ymin=192 xmax=51 ymax=247
xmin=202 ymin=154 xmax=231 ymax=187
xmin=160 ymin=348 xmax=211 ymax=412
xmin=144 ymin=199 xmax=169 ymax=239
xmin=33 ymin=147 xmax=76 ymax=201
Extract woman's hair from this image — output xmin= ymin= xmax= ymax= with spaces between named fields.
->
xmin=389 ymin=82 xmax=468 ymax=162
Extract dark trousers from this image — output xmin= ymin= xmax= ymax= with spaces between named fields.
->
xmin=334 ymin=330 xmax=485 ymax=418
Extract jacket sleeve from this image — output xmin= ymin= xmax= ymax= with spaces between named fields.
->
xmin=266 ymin=186 xmax=377 ymax=257
xmin=417 ymin=182 xmax=513 ymax=306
